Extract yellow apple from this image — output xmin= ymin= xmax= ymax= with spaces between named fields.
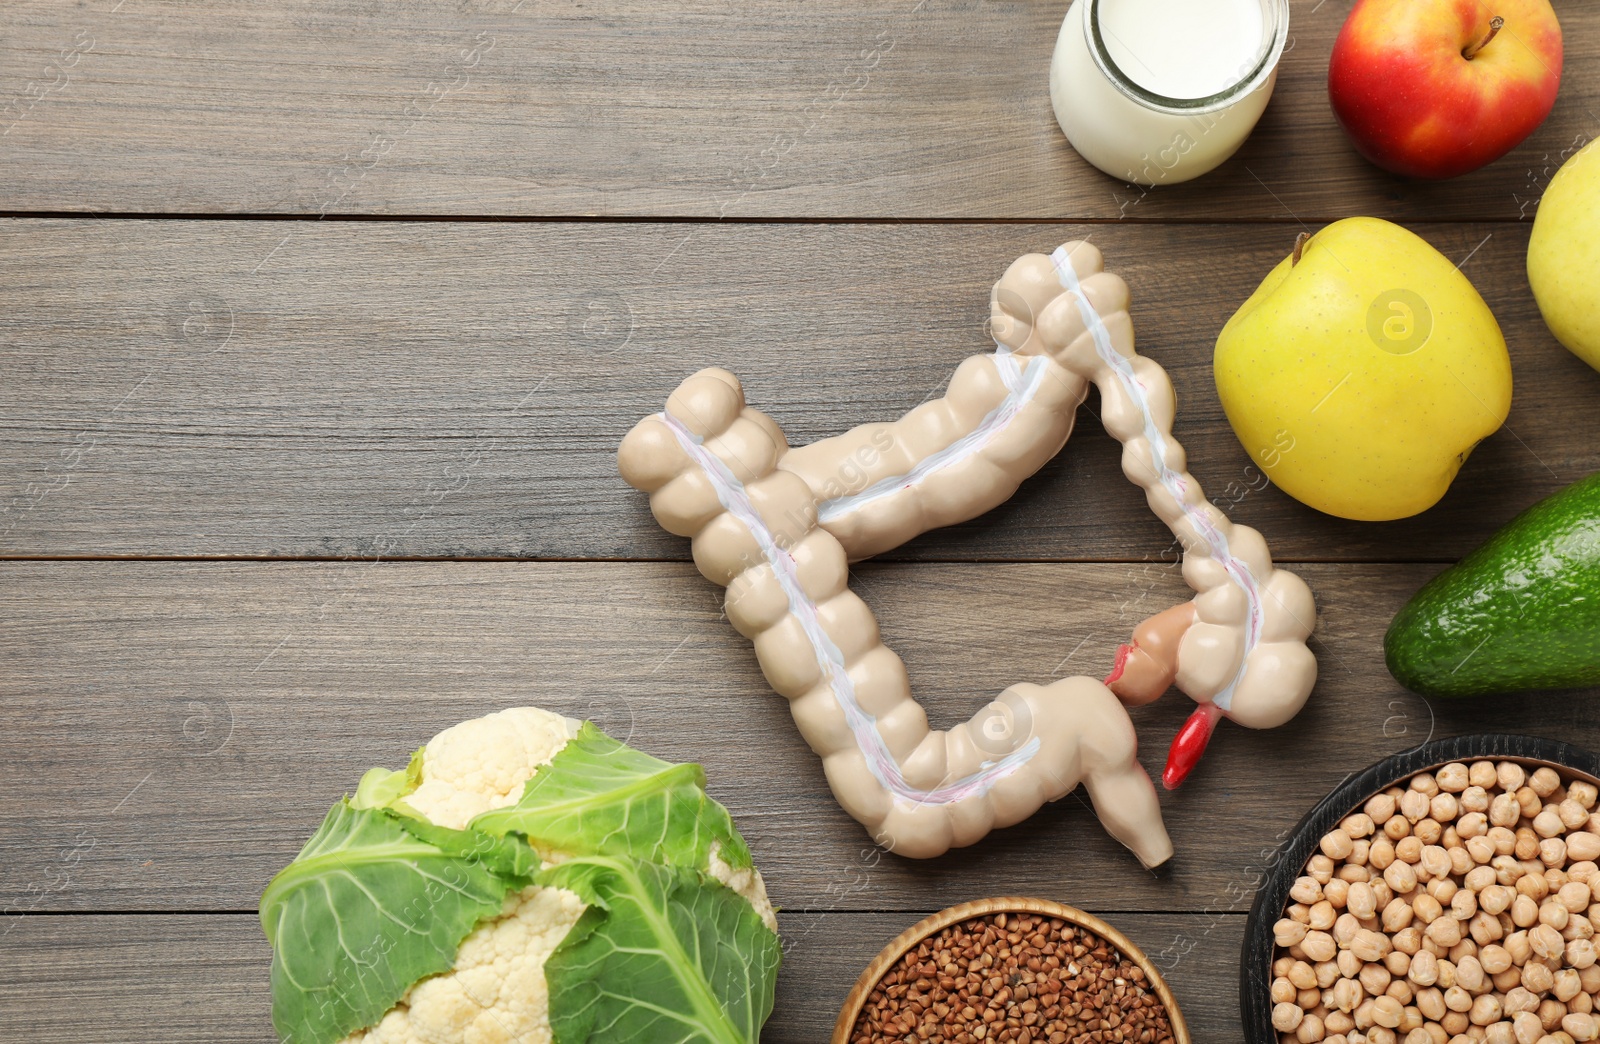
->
xmin=1529 ymin=137 xmax=1600 ymax=372
xmin=1214 ymin=218 xmax=1512 ymax=522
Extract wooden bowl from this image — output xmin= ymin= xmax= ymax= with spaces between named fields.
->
xmin=1240 ymin=734 xmax=1600 ymax=1044
xmin=831 ymin=896 xmax=1192 ymax=1044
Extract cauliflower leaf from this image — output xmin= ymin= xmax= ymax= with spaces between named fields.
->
xmin=471 ymin=721 xmax=753 ymax=873
xmin=260 ymin=801 xmax=536 ymax=1044
xmin=540 ymin=856 xmax=781 ymax=1044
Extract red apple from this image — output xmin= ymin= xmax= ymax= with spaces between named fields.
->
xmin=1328 ymin=0 xmax=1563 ymax=180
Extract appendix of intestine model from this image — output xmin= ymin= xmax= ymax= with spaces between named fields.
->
xmin=618 ymin=242 xmax=1318 ymax=867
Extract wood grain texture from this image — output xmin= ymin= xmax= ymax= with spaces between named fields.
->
xmin=3 ymin=560 xmax=1597 ymax=916
xmin=3 ymin=219 xmax=1596 ymax=562
xmin=0 ymin=0 xmax=1594 ymax=219
xmin=0 ymin=912 xmax=1243 ymax=1043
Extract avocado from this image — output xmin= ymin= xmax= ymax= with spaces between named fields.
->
xmin=1386 ymin=472 xmax=1600 ymax=698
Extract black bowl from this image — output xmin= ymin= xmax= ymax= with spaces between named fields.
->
xmin=1239 ymin=733 xmax=1600 ymax=1044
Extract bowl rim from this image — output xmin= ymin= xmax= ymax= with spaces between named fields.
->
xmin=1238 ymin=732 xmax=1600 ymax=1044
xmin=831 ymin=896 xmax=1192 ymax=1044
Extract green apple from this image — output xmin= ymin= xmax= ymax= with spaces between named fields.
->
xmin=1529 ymin=137 xmax=1600 ymax=372
xmin=1214 ymin=217 xmax=1512 ymax=522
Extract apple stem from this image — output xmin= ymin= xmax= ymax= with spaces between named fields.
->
xmin=1291 ymin=232 xmax=1309 ymax=267
xmin=1464 ymin=16 xmax=1504 ymax=60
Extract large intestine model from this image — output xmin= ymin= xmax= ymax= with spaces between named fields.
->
xmin=618 ymin=242 xmax=1317 ymax=867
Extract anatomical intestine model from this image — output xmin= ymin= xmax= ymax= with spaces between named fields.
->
xmin=618 ymin=242 xmax=1317 ymax=867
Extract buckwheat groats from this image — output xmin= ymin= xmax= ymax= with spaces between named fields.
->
xmin=1272 ymin=760 xmax=1600 ymax=1044
xmin=851 ymin=912 xmax=1178 ymax=1044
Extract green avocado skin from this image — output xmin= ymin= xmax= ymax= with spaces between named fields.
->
xmin=1385 ymin=472 xmax=1600 ymax=698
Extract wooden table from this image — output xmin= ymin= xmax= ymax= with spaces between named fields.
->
xmin=2 ymin=2 xmax=1597 ymax=1040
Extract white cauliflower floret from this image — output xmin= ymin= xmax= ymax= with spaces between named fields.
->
xmin=405 ymin=707 xmax=579 ymax=830
xmin=340 ymin=706 xmax=777 ymax=1044
xmin=343 ymin=886 xmax=585 ymax=1044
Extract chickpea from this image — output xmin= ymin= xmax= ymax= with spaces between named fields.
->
xmin=1404 ymin=791 xmax=1434 ymax=824
xmin=1338 ymin=949 xmax=1363 ymax=980
xmin=1417 ymin=820 xmax=1445 ymax=846
xmin=1341 ymin=864 xmax=1373 ymax=884
xmin=1519 ymin=960 xmax=1554 ymax=994
xmin=1291 ymin=960 xmax=1321 ymax=990
xmin=1305 ymin=931 xmax=1339 ymax=962
xmin=1497 ymin=762 xmax=1527 ymax=793
xmin=1275 ymin=1001 xmax=1307 ymax=1032
xmin=1388 ymin=815 xmax=1415 ymax=841
xmin=1375 ymin=996 xmax=1407 ymax=1028
xmin=1453 ymin=890 xmax=1479 ymax=920
xmin=1563 ymin=1013 xmax=1600 ymax=1043
xmin=1493 ymin=966 xmax=1524 ymax=992
xmin=1468 ymin=836 xmax=1499 ymax=865
xmin=1504 ymin=931 xmax=1533 ymax=965
xmin=1462 ymin=785 xmax=1492 ymax=813
xmin=1553 ymin=969 xmax=1584 ymax=1004
xmin=1437 ymin=766 xmax=1470 ymax=794
xmin=1347 ymin=813 xmax=1378 ymax=839
xmin=1481 ymin=886 xmax=1515 ymax=916
xmin=1514 ymin=896 xmax=1541 ymax=928
xmin=1531 ymin=768 xmax=1562 ymax=798
xmin=1455 ymin=955 xmax=1486 ymax=993
xmin=1512 ymin=1009 xmax=1543 ymax=1044
xmin=1428 ymin=916 xmax=1464 ymax=949
xmin=1394 ymin=926 xmax=1425 ymax=956
xmin=1350 ymin=883 xmax=1379 ymax=920
xmin=1294 ymin=876 xmax=1325 ymax=904
xmin=1391 ymin=861 xmax=1423 ymax=894
xmin=1489 ymin=828 xmax=1519 ymax=857
xmin=1386 ymin=899 xmax=1418 ymax=933
xmin=1325 ymin=830 xmax=1358 ymax=859
xmin=1410 ymin=950 xmax=1441 ymax=987
xmin=1352 ymin=838 xmax=1373 ymax=866
xmin=1369 ymin=793 xmax=1400 ymax=823
xmin=1317 ymin=959 xmax=1342 ymax=988
xmin=1434 ymin=794 xmax=1462 ymax=823
xmin=1326 ymin=878 xmax=1352 ymax=908
xmin=1459 ymin=814 xmax=1491 ymax=841
xmin=1333 ymin=977 xmax=1365 ymax=1013
xmin=1567 ymin=914 xmax=1597 ymax=942
xmin=1388 ymin=980 xmax=1415 ymax=1005
xmin=1535 ymin=811 xmax=1567 ymax=840
xmin=1579 ymin=965 xmax=1600 ymax=993
xmin=1567 ymin=938 xmax=1598 ymax=969
xmin=1387 ymin=949 xmax=1413 ymax=977
xmin=1517 ymin=788 xmax=1544 ymax=821
xmin=1310 ymin=854 xmax=1337 ymax=884
xmin=1371 ymin=838 xmax=1399 ymax=872
xmin=1571 ymin=835 xmax=1600 ymax=863
xmin=1571 ymin=782 xmax=1598 ymax=810
xmin=1471 ymin=994 xmax=1503 ymax=1026
xmin=1519 ymin=872 xmax=1551 ymax=902
xmin=1537 ymin=997 xmax=1567 ymax=1032
xmin=1485 ymin=1023 xmax=1517 ymax=1044
xmin=1531 ymin=923 xmax=1566 ymax=960
xmin=1543 ymin=900 xmax=1573 ymax=931
xmin=1335 ymin=914 xmax=1364 ymax=947
xmin=1416 ymin=894 xmax=1446 ymax=924
xmin=1491 ymin=793 xmax=1524 ymax=829
xmin=1563 ymin=801 xmax=1593 ymax=831
xmin=1354 ymin=930 xmax=1394 ymax=963
xmin=1574 ymin=862 xmax=1600 ymax=886
xmin=1278 ymin=918 xmax=1312 ymax=946
xmin=1544 ymin=838 xmax=1570 ymax=868
xmin=1516 ymin=829 xmax=1543 ymax=862
xmin=1297 ymin=1013 xmax=1327 ymax=1043
xmin=1299 ymin=986 xmax=1321 ymax=1008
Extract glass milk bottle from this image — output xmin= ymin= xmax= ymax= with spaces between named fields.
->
xmin=1049 ymin=0 xmax=1290 ymax=185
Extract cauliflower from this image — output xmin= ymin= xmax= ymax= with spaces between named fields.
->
xmin=261 ymin=708 xmax=781 ymax=1044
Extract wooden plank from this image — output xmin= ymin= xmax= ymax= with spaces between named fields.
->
xmin=4 ymin=560 xmax=1596 ymax=915
xmin=0 ymin=912 xmax=1244 ymax=1043
xmin=0 ymin=0 xmax=1594 ymax=219
xmin=2 ymin=219 xmax=1595 ymax=562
